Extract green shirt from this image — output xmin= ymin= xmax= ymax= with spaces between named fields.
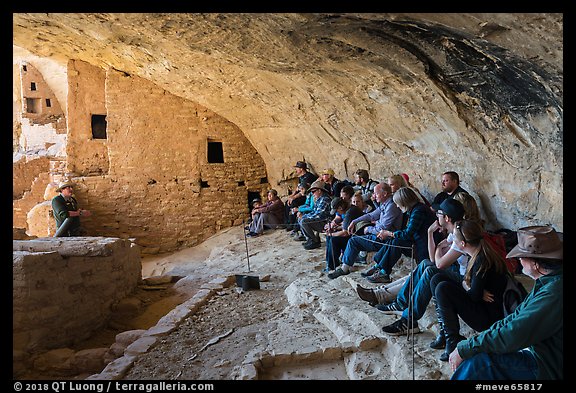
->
xmin=51 ymin=194 xmax=81 ymax=233
xmin=457 ymin=268 xmax=563 ymax=379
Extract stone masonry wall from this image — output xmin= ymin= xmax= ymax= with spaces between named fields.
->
xmin=12 ymin=237 xmax=141 ymax=366
xmin=62 ymin=69 xmax=269 ymax=253
xmin=13 ymin=155 xmax=50 ymax=200
xmin=66 ymin=60 xmax=109 ymax=176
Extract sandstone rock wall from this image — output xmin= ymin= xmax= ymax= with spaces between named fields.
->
xmin=12 ymin=237 xmax=141 ymax=372
xmin=12 ymin=13 xmax=563 ymax=238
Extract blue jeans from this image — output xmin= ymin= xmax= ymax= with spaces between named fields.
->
xmin=395 ymin=260 xmax=462 ymax=321
xmin=325 ymin=235 xmax=350 ymax=270
xmin=372 ymin=237 xmax=414 ymax=275
xmin=341 ymin=235 xmax=386 ymax=267
xmin=452 ymin=350 xmax=538 ymax=380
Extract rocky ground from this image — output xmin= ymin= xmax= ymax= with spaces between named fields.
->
xmin=21 ymin=225 xmax=534 ymax=381
xmin=104 ymin=226 xmax=454 ymax=380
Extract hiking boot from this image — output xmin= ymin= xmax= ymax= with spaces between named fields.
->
xmin=375 ymin=301 xmax=404 ymax=314
xmin=429 ymin=330 xmax=446 ymax=350
xmin=356 ymin=284 xmax=378 ymax=305
xmin=328 ymin=267 xmax=350 ymax=279
xmin=366 ymin=271 xmax=391 ymax=284
xmin=304 ymin=241 xmax=321 ymax=250
xmin=382 ymin=317 xmax=420 ymax=336
xmin=246 ymin=231 xmax=260 ymax=238
xmin=440 ymin=334 xmax=466 ymax=361
xmin=293 ymin=234 xmax=306 ymax=241
xmin=360 ymin=265 xmax=378 ymax=277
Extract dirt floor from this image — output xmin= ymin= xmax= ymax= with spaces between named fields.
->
xmin=19 ymin=225 xmax=535 ymax=381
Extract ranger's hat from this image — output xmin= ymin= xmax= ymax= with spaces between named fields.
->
xmin=56 ymin=180 xmax=74 ymax=192
xmin=306 ymin=180 xmax=330 ymax=195
xmin=506 ymin=226 xmax=563 ymax=260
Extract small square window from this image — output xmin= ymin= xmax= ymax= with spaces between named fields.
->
xmin=91 ymin=114 xmax=107 ymax=139
xmin=25 ymin=98 xmax=41 ymax=114
xmin=207 ymin=140 xmax=224 ymax=163
xmin=30 ymin=82 xmax=37 ymax=91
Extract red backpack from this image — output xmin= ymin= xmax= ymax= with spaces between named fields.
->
xmin=482 ymin=231 xmax=520 ymax=274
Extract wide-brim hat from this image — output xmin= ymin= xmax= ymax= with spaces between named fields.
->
xmin=294 ymin=161 xmax=308 ymax=169
xmin=56 ymin=180 xmax=74 ymax=192
xmin=506 ymin=225 xmax=563 ymax=260
xmin=306 ymin=180 xmax=330 ymax=195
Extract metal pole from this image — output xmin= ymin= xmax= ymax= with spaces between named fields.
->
xmin=243 ymin=219 xmax=251 ymax=272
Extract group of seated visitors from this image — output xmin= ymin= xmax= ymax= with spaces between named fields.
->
xmin=245 ymin=163 xmax=562 ymax=380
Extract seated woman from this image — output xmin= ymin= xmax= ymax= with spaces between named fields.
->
xmin=431 ymin=219 xmax=508 ymax=361
xmin=351 ymin=190 xmax=373 ymax=214
xmin=362 ymin=187 xmax=437 ymax=284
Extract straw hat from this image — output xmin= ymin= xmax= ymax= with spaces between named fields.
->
xmin=56 ymin=180 xmax=74 ymax=192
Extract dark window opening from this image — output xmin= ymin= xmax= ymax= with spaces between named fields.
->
xmin=207 ymin=140 xmax=224 ymax=163
xmin=25 ymin=98 xmax=41 ymax=114
xmin=238 ymin=181 xmax=245 ymax=187
xmin=22 ymin=65 xmax=27 ymax=72
xmin=260 ymin=177 xmax=268 ymax=184
xmin=200 ymin=180 xmax=210 ymax=188
xmin=30 ymin=82 xmax=36 ymax=91
xmin=45 ymin=98 xmax=51 ymax=108
xmin=91 ymin=114 xmax=107 ymax=139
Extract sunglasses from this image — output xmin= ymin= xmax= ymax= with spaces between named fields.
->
xmin=455 ymin=224 xmax=468 ymax=243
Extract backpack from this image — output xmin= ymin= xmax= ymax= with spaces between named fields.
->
xmin=483 ymin=231 xmax=520 ymax=274
xmin=502 ymin=272 xmax=528 ymax=317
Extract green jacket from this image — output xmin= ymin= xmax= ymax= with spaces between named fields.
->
xmin=51 ymin=194 xmax=80 ymax=232
xmin=457 ymin=268 xmax=563 ymax=379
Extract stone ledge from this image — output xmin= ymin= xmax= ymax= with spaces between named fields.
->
xmin=13 ymin=237 xmax=133 ymax=257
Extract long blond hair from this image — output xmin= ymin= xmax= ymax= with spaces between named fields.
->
xmin=453 ymin=219 xmax=506 ymax=286
xmin=453 ymin=192 xmax=485 ymax=230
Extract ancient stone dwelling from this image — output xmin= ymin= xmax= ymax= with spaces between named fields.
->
xmin=13 ymin=13 xmax=562 ymax=379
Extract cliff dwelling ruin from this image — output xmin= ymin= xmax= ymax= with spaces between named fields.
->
xmin=13 ymin=13 xmax=563 ymax=381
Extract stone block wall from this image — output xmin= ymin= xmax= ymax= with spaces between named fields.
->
xmin=12 ymin=155 xmax=51 ymax=200
xmin=66 ymin=60 xmax=109 ymax=176
xmin=13 ymin=237 xmax=142 ymax=361
xmin=16 ymin=61 xmax=67 ymax=154
xmin=60 ymin=67 xmax=269 ymax=253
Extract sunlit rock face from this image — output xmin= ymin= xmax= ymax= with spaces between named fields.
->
xmin=13 ymin=13 xmax=563 ymax=233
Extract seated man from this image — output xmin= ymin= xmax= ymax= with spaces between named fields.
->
xmin=327 ymin=182 xmax=403 ymax=279
xmin=319 ymin=168 xmax=343 ymax=197
xmin=52 ymin=180 xmax=92 ymax=237
xmin=431 ymin=171 xmax=469 ymax=208
xmin=450 ymin=226 xmax=563 ymax=380
xmin=284 ymin=161 xmax=317 ymax=225
xmin=247 ymin=189 xmax=285 ymax=237
xmin=352 ymin=169 xmax=379 ymax=209
xmin=287 ymin=182 xmax=311 ymax=235
xmin=298 ymin=180 xmax=332 ymax=250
